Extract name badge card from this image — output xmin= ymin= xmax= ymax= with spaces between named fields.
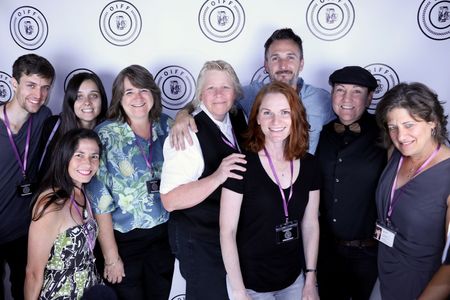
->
xmin=275 ymin=220 xmax=299 ymax=244
xmin=146 ymin=179 xmax=160 ymax=194
xmin=374 ymin=222 xmax=396 ymax=247
xmin=17 ymin=179 xmax=33 ymax=197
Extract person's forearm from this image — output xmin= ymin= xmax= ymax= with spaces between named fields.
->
xmin=177 ymin=102 xmax=195 ymax=115
xmin=161 ymin=174 xmax=222 ymax=212
xmin=302 ymin=219 xmax=319 ymax=285
xmin=418 ymin=265 xmax=450 ymax=300
xmin=220 ymin=230 xmax=247 ymax=295
xmin=96 ymin=213 xmax=120 ymax=263
xmin=24 ymin=271 xmax=43 ymax=300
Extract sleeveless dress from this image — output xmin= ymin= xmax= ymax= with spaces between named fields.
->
xmin=376 ymin=149 xmax=450 ymax=300
xmin=39 ymin=217 xmax=102 ymax=299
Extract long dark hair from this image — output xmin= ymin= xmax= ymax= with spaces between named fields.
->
xmin=32 ymin=128 xmax=102 ymax=221
xmin=59 ymin=72 xmax=108 ymax=135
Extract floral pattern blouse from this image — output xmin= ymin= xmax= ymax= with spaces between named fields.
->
xmin=86 ymin=115 xmax=172 ymax=233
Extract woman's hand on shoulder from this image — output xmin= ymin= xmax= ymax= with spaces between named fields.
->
xmin=212 ymin=153 xmax=247 ymax=185
xmin=170 ymin=108 xmax=197 ymax=150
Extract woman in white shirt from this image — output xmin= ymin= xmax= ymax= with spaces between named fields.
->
xmin=160 ymin=60 xmax=247 ymax=300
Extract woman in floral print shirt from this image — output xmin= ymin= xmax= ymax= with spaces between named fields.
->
xmin=86 ymin=65 xmax=174 ymax=300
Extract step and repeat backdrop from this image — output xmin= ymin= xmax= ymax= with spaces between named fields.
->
xmin=1 ymin=0 xmax=449 ymax=298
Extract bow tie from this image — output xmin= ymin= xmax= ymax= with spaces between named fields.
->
xmin=334 ymin=122 xmax=361 ymax=134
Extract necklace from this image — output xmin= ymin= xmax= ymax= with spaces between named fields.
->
xmin=406 ymin=162 xmax=419 ymax=179
xmin=404 ymin=144 xmax=441 ymax=179
xmin=72 ymin=188 xmax=88 ymax=219
xmin=73 ymin=198 xmax=88 ymax=219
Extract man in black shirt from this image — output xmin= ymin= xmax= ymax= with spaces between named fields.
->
xmin=0 ymin=54 xmax=54 ymax=300
xmin=315 ymin=66 xmax=386 ymax=300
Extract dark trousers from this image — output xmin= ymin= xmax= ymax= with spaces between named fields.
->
xmin=0 ymin=235 xmax=27 ymax=300
xmin=317 ymin=239 xmax=378 ymax=300
xmin=168 ymin=221 xmax=228 ymax=300
xmin=109 ymin=223 xmax=174 ymax=300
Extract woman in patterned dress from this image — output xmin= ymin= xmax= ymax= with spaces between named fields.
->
xmin=24 ymin=128 xmax=103 ymax=299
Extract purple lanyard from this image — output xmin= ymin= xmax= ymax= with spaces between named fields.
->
xmin=38 ymin=118 xmax=61 ymax=170
xmin=263 ymin=147 xmax=294 ymax=223
xmin=70 ymin=193 xmax=95 ymax=253
xmin=3 ymin=107 xmax=33 ymax=178
xmin=388 ymin=144 xmax=441 ymax=219
xmin=134 ymin=122 xmax=154 ymax=175
xmin=221 ymin=129 xmax=241 ymax=152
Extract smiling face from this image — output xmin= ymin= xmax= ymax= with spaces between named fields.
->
xmin=73 ymin=79 xmax=102 ymax=129
xmin=68 ymin=138 xmax=100 ymax=188
xmin=264 ymin=39 xmax=304 ymax=89
xmin=386 ymin=107 xmax=437 ymax=159
xmin=120 ymin=77 xmax=154 ymax=123
xmin=200 ymin=70 xmax=236 ymax=121
xmin=12 ymin=73 xmax=52 ymax=113
xmin=257 ymin=92 xmax=292 ymax=144
xmin=332 ymin=83 xmax=372 ymax=125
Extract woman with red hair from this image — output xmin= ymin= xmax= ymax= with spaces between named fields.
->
xmin=220 ymin=81 xmax=320 ymax=300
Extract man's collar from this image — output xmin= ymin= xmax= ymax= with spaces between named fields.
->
xmin=296 ymin=77 xmax=304 ymax=93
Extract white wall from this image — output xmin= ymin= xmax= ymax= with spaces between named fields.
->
xmin=1 ymin=1 xmax=449 ymax=299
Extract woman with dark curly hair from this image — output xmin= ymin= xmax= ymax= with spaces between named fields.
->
xmin=375 ymin=82 xmax=450 ymax=300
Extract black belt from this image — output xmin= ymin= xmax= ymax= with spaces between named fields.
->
xmin=336 ymin=238 xmax=377 ymax=248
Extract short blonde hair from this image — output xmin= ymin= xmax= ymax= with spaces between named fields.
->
xmin=191 ymin=60 xmax=242 ymax=109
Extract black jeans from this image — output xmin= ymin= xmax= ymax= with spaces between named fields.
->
xmin=0 ymin=235 xmax=27 ymax=300
xmin=110 ymin=223 xmax=174 ymax=300
xmin=168 ymin=221 xmax=228 ymax=300
xmin=318 ymin=239 xmax=378 ymax=300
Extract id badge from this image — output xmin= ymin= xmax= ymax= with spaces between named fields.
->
xmin=275 ymin=220 xmax=299 ymax=244
xmin=17 ymin=180 xmax=33 ymax=197
xmin=374 ymin=222 xmax=396 ymax=247
xmin=146 ymin=179 xmax=160 ymax=194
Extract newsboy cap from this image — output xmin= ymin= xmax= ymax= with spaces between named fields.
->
xmin=329 ymin=66 xmax=378 ymax=91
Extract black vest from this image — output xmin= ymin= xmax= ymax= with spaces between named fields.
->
xmin=170 ymin=108 xmax=247 ymax=240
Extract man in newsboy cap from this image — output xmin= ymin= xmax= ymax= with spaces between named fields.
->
xmin=315 ymin=66 xmax=386 ymax=300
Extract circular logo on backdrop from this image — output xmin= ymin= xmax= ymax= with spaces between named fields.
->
xmin=170 ymin=295 xmax=186 ymax=300
xmin=64 ymin=68 xmax=95 ymax=92
xmin=99 ymin=1 xmax=142 ymax=46
xmin=250 ymin=66 xmax=271 ymax=85
xmin=198 ymin=0 xmax=246 ymax=43
xmin=306 ymin=0 xmax=355 ymax=41
xmin=364 ymin=64 xmax=400 ymax=113
xmin=417 ymin=0 xmax=450 ymax=40
xmin=155 ymin=66 xmax=196 ymax=111
xmin=0 ymin=72 xmax=13 ymax=103
xmin=9 ymin=6 xmax=48 ymax=50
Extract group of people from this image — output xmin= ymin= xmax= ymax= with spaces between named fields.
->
xmin=0 ymin=27 xmax=448 ymax=300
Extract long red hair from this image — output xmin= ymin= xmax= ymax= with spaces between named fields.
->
xmin=244 ymin=81 xmax=309 ymax=160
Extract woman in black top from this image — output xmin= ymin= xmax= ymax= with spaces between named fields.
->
xmin=220 ymin=82 xmax=320 ymax=300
